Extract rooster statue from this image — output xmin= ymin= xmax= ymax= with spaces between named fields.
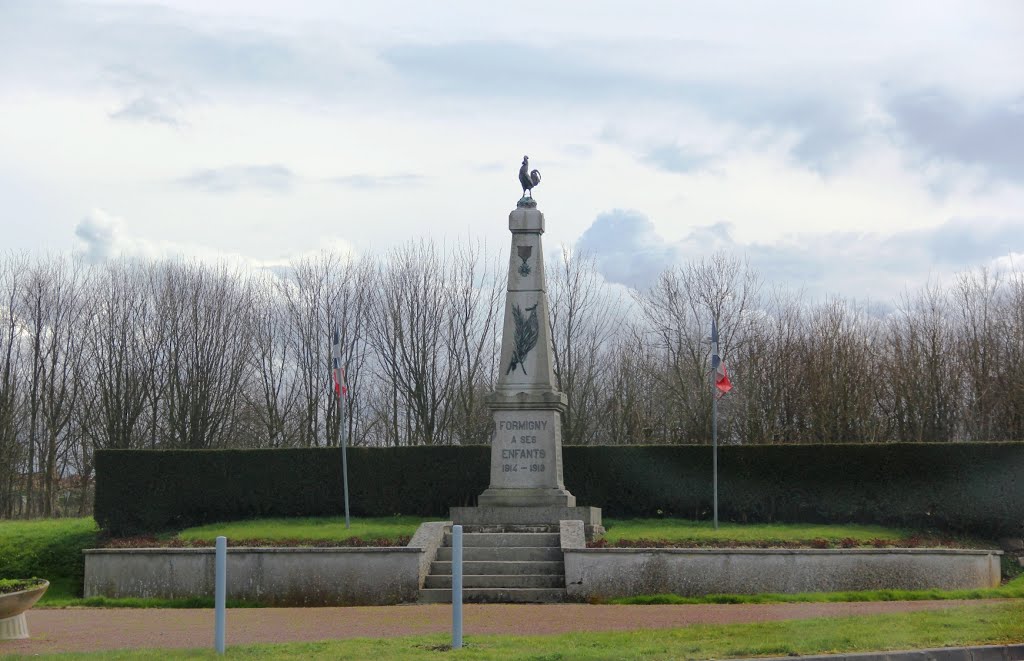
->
xmin=518 ymin=155 xmax=541 ymax=199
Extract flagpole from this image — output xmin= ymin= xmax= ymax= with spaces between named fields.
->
xmin=333 ymin=322 xmax=351 ymax=530
xmin=340 ymin=383 xmax=350 ymax=530
xmin=712 ymin=378 xmax=718 ymax=531
xmin=710 ymin=317 xmax=720 ymax=531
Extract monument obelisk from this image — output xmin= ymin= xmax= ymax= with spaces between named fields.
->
xmin=451 ymin=156 xmax=601 ymax=536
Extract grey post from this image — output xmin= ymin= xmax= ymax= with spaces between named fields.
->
xmin=452 ymin=524 xmax=463 ymax=649
xmin=712 ymin=390 xmax=719 ymax=530
xmin=341 ymin=385 xmax=351 ymax=529
xmin=333 ymin=322 xmax=351 ymax=529
xmin=710 ymin=318 xmax=720 ymax=530
xmin=214 ymin=535 xmax=226 ymax=655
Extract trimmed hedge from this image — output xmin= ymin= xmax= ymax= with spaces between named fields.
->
xmin=95 ymin=443 xmax=1024 ymax=538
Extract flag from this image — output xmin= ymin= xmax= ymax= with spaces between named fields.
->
xmin=711 ymin=320 xmax=732 ymax=397
xmin=331 ymin=326 xmax=348 ymax=399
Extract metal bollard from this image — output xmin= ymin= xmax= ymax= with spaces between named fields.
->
xmin=215 ymin=536 xmax=226 ymax=655
xmin=452 ymin=524 xmax=463 ymax=649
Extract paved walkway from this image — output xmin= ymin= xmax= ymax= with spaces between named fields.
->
xmin=1 ymin=600 xmax=1004 ymax=656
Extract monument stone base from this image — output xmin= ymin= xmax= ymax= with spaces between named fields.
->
xmin=477 ymin=487 xmax=575 ymax=507
xmin=450 ymin=505 xmax=604 ymax=540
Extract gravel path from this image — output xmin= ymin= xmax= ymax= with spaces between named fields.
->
xmin=0 ymin=600 xmax=1002 ymax=656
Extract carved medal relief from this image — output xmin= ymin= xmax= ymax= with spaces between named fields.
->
xmin=507 ymin=237 xmax=543 ymax=292
xmin=517 ymin=244 xmax=533 ymax=276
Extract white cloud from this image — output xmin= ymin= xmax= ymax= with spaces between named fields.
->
xmin=3 ymin=1 xmax=1023 ymax=298
xmin=578 ymin=209 xmax=1024 ymax=302
xmin=73 ymin=208 xmax=357 ymax=271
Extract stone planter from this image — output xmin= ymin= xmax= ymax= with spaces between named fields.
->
xmin=0 ymin=580 xmax=49 ymax=640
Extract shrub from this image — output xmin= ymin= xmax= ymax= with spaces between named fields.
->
xmin=95 ymin=443 xmax=1024 ymax=538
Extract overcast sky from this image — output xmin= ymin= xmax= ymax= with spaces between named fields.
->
xmin=1 ymin=1 xmax=1022 ymax=300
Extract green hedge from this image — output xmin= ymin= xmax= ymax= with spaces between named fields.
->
xmin=95 ymin=443 xmax=1024 ymax=538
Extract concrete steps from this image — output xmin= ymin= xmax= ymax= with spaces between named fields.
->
xmin=430 ymin=560 xmax=565 ymax=575
xmin=423 ymin=574 xmax=564 ymax=589
xmin=435 ymin=546 xmax=562 ymax=562
xmin=456 ymin=532 xmax=560 ymax=547
xmin=419 ymin=528 xmax=566 ymax=603
xmin=419 ymin=587 xmax=566 ymax=604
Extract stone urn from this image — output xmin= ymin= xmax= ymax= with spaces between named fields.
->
xmin=0 ymin=580 xmax=49 ymax=640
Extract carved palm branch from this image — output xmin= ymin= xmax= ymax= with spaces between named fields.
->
xmin=507 ymin=302 xmax=540 ymax=375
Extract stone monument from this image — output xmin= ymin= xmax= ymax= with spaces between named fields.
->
xmin=450 ymin=157 xmax=602 ymax=538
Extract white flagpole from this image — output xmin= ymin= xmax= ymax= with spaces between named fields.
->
xmin=340 ymin=368 xmax=350 ymax=530
xmin=712 ymin=379 xmax=719 ymax=530
xmin=711 ymin=318 xmax=719 ymax=530
xmin=334 ymin=323 xmax=351 ymax=530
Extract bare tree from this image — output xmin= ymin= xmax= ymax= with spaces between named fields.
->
xmin=952 ymin=269 xmax=1002 ymax=441
xmin=882 ymin=283 xmax=962 ymax=442
xmin=81 ymin=260 xmax=159 ymax=450
xmin=0 ymin=254 xmax=27 ymax=517
xmin=444 ymin=242 xmax=502 ymax=446
xmin=737 ymin=289 xmax=810 ymax=443
xmin=366 ymin=241 xmax=462 ymax=446
xmin=549 ymin=247 xmax=620 ymax=445
xmin=802 ymin=298 xmax=885 ymax=443
xmin=249 ymin=275 xmax=300 ymax=447
xmin=158 ymin=262 xmax=253 ymax=449
xmin=636 ymin=253 xmax=760 ymax=443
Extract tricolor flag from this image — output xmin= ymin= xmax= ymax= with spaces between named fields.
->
xmin=331 ymin=326 xmax=348 ymax=399
xmin=711 ymin=320 xmax=733 ymax=397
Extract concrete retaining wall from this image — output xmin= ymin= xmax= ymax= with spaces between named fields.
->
xmin=84 ymin=546 xmax=422 ymax=606
xmin=564 ymin=548 xmax=1002 ymax=600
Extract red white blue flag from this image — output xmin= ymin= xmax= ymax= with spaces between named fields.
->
xmin=711 ymin=320 xmax=732 ymax=397
xmin=331 ymin=326 xmax=348 ymax=399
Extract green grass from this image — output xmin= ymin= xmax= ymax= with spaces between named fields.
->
xmin=608 ymin=574 xmax=1024 ymax=605
xmin=175 ymin=515 xmax=427 ymax=544
xmin=601 ymin=518 xmax=954 ymax=545
xmin=10 ymin=601 xmax=1024 ymax=660
xmin=0 ymin=517 xmax=98 ymax=603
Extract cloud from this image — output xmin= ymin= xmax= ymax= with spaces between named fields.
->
xmin=177 ymin=165 xmax=294 ymax=193
xmin=575 ymin=210 xmax=674 ymax=287
xmin=330 ymin=174 xmax=424 ymax=189
xmin=74 ymin=208 xmax=357 ymax=269
xmin=886 ymin=89 xmax=1024 ymax=182
xmin=642 ymin=145 xmax=713 ymax=174
xmin=75 ymin=209 xmax=126 ymax=263
xmin=577 ymin=209 xmax=1024 ymax=301
xmin=109 ymin=94 xmax=184 ymax=127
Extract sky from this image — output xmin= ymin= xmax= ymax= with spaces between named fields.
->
xmin=1 ymin=1 xmax=1022 ymax=301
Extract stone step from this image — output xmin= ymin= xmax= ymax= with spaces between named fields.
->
xmin=430 ymin=560 xmax=564 ymax=576
xmin=436 ymin=546 xmax=563 ymax=562
xmin=423 ymin=573 xmax=564 ymax=589
xmin=419 ymin=587 xmax=566 ymax=604
xmin=460 ymin=524 xmax=559 ymax=534
xmin=444 ymin=532 xmax=560 ymax=548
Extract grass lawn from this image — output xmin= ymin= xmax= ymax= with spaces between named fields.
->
xmin=0 ymin=517 xmax=99 ymax=604
xmin=175 ymin=515 xmax=427 ymax=544
xmin=609 ymin=574 xmax=1024 ymax=605
xmin=11 ymin=601 xmax=1024 ymax=660
xmin=600 ymin=518 xmax=972 ymax=547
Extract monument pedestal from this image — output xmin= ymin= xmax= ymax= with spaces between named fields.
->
xmin=450 ymin=200 xmax=602 ymax=539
